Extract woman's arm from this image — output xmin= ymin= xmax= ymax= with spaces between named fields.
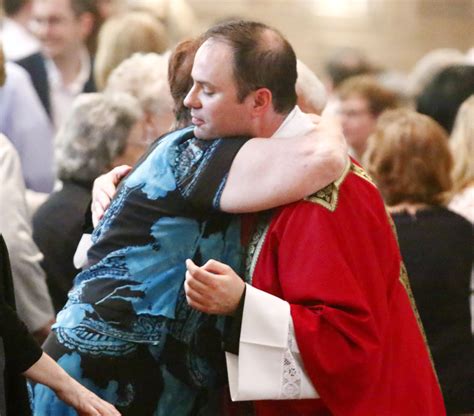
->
xmin=220 ymin=115 xmax=347 ymax=213
xmin=91 ymin=115 xmax=347 ymax=220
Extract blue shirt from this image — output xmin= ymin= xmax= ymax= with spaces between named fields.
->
xmin=54 ymin=127 xmax=248 ymax=387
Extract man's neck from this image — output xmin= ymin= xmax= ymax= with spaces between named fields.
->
xmin=50 ymin=49 xmax=84 ymax=85
xmin=254 ymin=110 xmax=290 ymax=138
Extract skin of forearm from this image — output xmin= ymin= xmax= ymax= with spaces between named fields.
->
xmin=219 ymin=135 xmax=348 ymax=214
xmin=22 ymin=352 xmax=72 ymax=394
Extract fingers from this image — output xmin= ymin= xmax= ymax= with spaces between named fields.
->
xmin=201 ymin=258 xmax=233 ymax=274
xmin=110 ymin=165 xmax=132 ymax=183
xmin=185 ymin=259 xmax=217 ymax=285
xmin=91 ymin=165 xmax=130 ymax=226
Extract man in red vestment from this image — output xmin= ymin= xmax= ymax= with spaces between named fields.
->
xmin=184 ymin=20 xmax=446 ymax=415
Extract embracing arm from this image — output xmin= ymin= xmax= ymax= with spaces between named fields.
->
xmin=91 ymin=116 xmax=347 ymax=221
xmin=219 ymin=115 xmax=347 ymax=213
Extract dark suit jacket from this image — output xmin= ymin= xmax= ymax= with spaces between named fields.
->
xmin=16 ymin=52 xmax=96 ymax=119
xmin=0 ymin=235 xmax=42 ymax=416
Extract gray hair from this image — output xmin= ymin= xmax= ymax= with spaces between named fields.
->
xmin=55 ymin=92 xmax=143 ymax=182
xmin=105 ymin=52 xmax=173 ymax=117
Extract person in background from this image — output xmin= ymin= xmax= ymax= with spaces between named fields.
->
xmin=33 ymin=92 xmax=146 ymax=312
xmin=0 ymin=42 xmax=54 ymax=197
xmin=295 ymin=59 xmax=327 ymax=115
xmin=416 ymin=64 xmax=474 ymax=134
xmin=1 ymin=0 xmax=40 ymax=60
xmin=448 ymin=94 xmax=474 ymax=337
xmin=406 ymin=48 xmax=466 ymax=101
xmin=93 ymin=11 xmax=169 ymax=90
xmin=0 ymin=234 xmax=121 ymax=416
xmin=0 ymin=43 xmax=54 ymax=344
xmin=449 ymin=94 xmax=474 ymax=223
xmin=338 ymin=74 xmax=398 ymax=163
xmin=16 ymin=0 xmax=98 ymax=129
xmin=104 ymin=52 xmax=175 ymax=144
xmin=364 ymin=108 xmax=474 ymax=414
xmin=127 ymin=0 xmax=198 ymax=45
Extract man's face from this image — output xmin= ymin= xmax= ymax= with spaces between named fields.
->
xmin=340 ymin=95 xmax=377 ymax=154
xmin=31 ymin=0 xmax=89 ymax=60
xmin=183 ymin=39 xmax=255 ymax=139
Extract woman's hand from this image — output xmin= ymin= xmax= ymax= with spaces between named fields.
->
xmin=91 ymin=165 xmax=131 ymax=226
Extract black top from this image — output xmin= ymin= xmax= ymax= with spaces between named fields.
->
xmin=0 ymin=235 xmax=42 ymax=416
xmin=32 ymin=179 xmax=93 ymax=312
xmin=392 ymin=206 xmax=473 ymax=413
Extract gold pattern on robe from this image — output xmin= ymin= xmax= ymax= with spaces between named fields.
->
xmin=350 ymin=163 xmax=377 ymax=188
xmin=304 ymin=159 xmax=351 ymax=211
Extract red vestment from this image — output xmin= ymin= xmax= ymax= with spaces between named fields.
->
xmin=249 ymin=162 xmax=445 ymax=416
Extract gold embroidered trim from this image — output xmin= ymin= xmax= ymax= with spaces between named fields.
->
xmin=350 ymin=163 xmax=377 ymax=188
xmin=244 ymin=212 xmax=272 ymax=284
xmin=304 ymin=158 xmax=351 ymax=212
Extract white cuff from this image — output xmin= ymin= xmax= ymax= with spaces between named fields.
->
xmin=226 ymin=284 xmax=319 ymax=401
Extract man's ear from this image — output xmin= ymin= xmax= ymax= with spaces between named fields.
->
xmin=78 ymin=12 xmax=95 ymax=41
xmin=252 ymin=88 xmax=272 ymax=115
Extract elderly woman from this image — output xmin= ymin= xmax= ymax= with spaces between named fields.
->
xmin=32 ymin=92 xmax=145 ymax=312
xmin=364 ymin=109 xmax=474 ymax=414
xmin=105 ymin=52 xmax=174 ymax=144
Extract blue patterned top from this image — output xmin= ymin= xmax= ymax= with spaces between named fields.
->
xmin=53 ymin=127 xmax=248 ymax=388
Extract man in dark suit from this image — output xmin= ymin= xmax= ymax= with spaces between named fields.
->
xmin=16 ymin=0 xmax=97 ymax=128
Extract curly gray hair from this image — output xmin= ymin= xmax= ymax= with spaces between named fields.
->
xmin=55 ymin=92 xmax=143 ymax=182
xmin=105 ymin=52 xmax=173 ymax=117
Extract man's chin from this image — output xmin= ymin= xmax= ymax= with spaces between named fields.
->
xmin=193 ymin=125 xmax=212 ymax=140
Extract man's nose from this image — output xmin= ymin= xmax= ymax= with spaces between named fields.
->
xmin=184 ymin=86 xmax=199 ymax=109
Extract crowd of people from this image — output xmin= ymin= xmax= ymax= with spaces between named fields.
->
xmin=0 ymin=0 xmax=473 ymax=415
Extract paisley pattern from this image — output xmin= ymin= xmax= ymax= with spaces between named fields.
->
xmin=33 ymin=128 xmax=249 ymax=415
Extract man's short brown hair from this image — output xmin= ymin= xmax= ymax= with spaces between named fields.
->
xmin=202 ymin=20 xmax=297 ymax=115
xmin=338 ymin=75 xmax=398 ymax=116
xmin=364 ymin=109 xmax=453 ymax=206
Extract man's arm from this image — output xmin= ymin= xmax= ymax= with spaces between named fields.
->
xmin=184 ymin=259 xmax=318 ymax=401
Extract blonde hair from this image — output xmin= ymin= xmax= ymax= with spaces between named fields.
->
xmin=105 ymin=52 xmax=173 ymax=117
xmin=450 ymin=95 xmax=474 ymax=192
xmin=94 ymin=11 xmax=169 ymax=90
xmin=364 ymin=109 xmax=453 ymax=206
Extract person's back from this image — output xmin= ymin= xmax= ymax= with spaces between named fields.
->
xmin=393 ymin=206 xmax=473 ymax=412
xmin=32 ymin=180 xmax=91 ymax=311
